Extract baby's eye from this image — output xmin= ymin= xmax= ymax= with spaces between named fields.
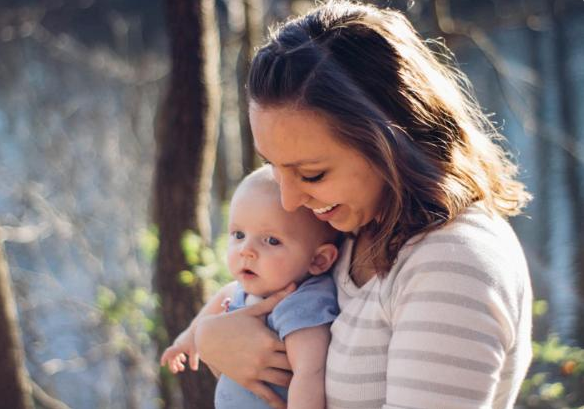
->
xmin=232 ymin=231 xmax=245 ymax=240
xmin=266 ymin=237 xmax=281 ymax=246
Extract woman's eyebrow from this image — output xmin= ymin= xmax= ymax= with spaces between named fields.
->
xmin=254 ymin=148 xmax=324 ymax=167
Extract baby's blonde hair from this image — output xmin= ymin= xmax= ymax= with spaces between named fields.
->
xmin=235 ymin=166 xmax=342 ymax=246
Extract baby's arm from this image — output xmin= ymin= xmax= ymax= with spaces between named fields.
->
xmin=285 ymin=324 xmax=331 ymax=409
xmin=160 ymin=281 xmax=237 ymax=374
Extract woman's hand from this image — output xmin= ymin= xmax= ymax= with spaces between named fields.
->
xmin=196 ymin=283 xmax=296 ymax=409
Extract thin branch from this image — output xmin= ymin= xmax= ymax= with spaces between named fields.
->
xmin=30 ymin=379 xmax=72 ymax=409
xmin=434 ymin=0 xmax=584 ymax=164
xmin=0 ymin=223 xmax=51 ymax=244
xmin=1 ymin=6 xmax=168 ymax=85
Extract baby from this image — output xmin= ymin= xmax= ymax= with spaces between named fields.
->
xmin=160 ymin=166 xmax=340 ymax=409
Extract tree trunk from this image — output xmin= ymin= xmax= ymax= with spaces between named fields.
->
xmin=553 ymin=1 xmax=584 ymax=345
xmin=237 ymin=0 xmax=263 ymax=174
xmin=529 ymin=18 xmax=550 ymax=266
xmin=0 ymin=240 xmax=33 ymax=409
xmin=154 ymin=0 xmax=220 ymax=407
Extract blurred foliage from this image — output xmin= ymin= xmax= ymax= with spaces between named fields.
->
xmin=139 ymin=221 xmax=233 ymax=292
xmin=138 ymin=226 xmax=160 ymax=264
xmin=518 ymin=300 xmax=584 ymax=409
xmin=179 ymin=229 xmax=232 ymax=296
xmin=94 ymin=224 xmax=231 ymax=358
xmin=96 ymin=284 xmax=159 ymax=349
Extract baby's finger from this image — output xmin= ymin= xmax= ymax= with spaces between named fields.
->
xmin=160 ymin=346 xmax=178 ymax=365
xmin=160 ymin=350 xmax=170 ymax=366
xmin=189 ymin=352 xmax=200 ymax=371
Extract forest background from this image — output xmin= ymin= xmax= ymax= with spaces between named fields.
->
xmin=1 ymin=0 xmax=584 ymax=408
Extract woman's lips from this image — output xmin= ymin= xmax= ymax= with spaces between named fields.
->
xmin=312 ymin=204 xmax=341 ymax=221
xmin=312 ymin=203 xmax=339 ymax=214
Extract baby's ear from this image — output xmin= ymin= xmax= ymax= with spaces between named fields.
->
xmin=308 ymin=243 xmax=338 ymax=275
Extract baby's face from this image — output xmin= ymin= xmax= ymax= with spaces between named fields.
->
xmin=227 ymin=185 xmax=326 ymax=297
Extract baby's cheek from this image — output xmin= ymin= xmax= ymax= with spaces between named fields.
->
xmin=275 ymin=251 xmax=305 ymax=274
xmin=226 ymin=250 xmax=238 ymax=274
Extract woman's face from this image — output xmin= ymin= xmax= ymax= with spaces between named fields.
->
xmin=250 ymin=103 xmax=385 ymax=232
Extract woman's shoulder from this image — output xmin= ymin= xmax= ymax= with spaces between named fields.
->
xmin=379 ymin=203 xmax=533 ymax=351
xmin=407 ymin=202 xmax=524 ymax=264
xmin=388 ymin=202 xmax=530 ymax=302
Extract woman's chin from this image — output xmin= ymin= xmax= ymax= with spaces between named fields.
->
xmin=328 ymin=218 xmax=357 ymax=232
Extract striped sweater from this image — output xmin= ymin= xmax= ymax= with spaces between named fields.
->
xmin=325 ymin=204 xmax=532 ymax=409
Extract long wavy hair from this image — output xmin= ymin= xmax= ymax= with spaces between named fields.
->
xmin=247 ymin=0 xmax=531 ymax=271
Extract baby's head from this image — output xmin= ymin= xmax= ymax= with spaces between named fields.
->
xmin=227 ymin=166 xmax=340 ymax=297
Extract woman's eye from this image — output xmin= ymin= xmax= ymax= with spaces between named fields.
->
xmin=233 ymin=231 xmax=245 ymax=239
xmin=301 ymin=172 xmax=325 ymax=183
xmin=261 ymin=158 xmax=272 ymax=165
xmin=267 ymin=237 xmax=281 ymax=246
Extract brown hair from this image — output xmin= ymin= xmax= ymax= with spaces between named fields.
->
xmin=248 ymin=1 xmax=531 ymax=271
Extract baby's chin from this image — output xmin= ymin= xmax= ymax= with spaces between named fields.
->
xmin=239 ymin=281 xmax=282 ymax=299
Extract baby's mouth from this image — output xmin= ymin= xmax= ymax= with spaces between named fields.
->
xmin=241 ymin=268 xmax=257 ymax=277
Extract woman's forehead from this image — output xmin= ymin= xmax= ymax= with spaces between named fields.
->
xmin=250 ymin=105 xmax=342 ymax=164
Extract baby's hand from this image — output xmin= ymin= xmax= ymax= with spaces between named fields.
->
xmin=160 ymin=327 xmax=199 ymax=373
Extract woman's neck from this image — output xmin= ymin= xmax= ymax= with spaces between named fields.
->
xmin=349 ymin=232 xmax=378 ymax=287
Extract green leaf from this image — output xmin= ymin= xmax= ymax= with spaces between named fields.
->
xmin=96 ymin=286 xmax=117 ymax=310
xmin=201 ymin=248 xmax=216 ymax=265
xmin=539 ymin=382 xmax=564 ymax=400
xmin=533 ymin=300 xmax=549 ymax=317
xmin=182 ymin=230 xmax=205 ymax=266
xmin=178 ymin=270 xmax=197 ymax=286
xmin=138 ymin=226 xmax=159 ymax=262
xmin=132 ymin=287 xmax=150 ymax=306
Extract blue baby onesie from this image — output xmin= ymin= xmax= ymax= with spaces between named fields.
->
xmin=214 ymin=274 xmax=339 ymax=409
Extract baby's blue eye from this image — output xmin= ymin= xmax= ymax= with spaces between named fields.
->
xmin=267 ymin=237 xmax=281 ymax=246
xmin=233 ymin=231 xmax=245 ymax=239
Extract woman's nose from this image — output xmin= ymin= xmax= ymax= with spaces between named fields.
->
xmin=278 ymin=173 xmax=309 ymax=212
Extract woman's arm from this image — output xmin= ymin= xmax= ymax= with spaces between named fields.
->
xmin=381 ymin=269 xmax=512 ymax=408
xmin=285 ymin=325 xmax=330 ymax=409
xmin=196 ymin=283 xmax=296 ymax=409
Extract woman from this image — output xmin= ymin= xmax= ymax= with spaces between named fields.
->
xmin=196 ymin=2 xmax=533 ymax=408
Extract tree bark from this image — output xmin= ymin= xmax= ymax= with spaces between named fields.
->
xmin=237 ymin=0 xmax=263 ymax=174
xmin=0 ymin=239 xmax=33 ymax=409
xmin=553 ymin=1 xmax=584 ymax=345
xmin=154 ymin=0 xmax=220 ymax=407
xmin=529 ymin=16 xmax=550 ymax=266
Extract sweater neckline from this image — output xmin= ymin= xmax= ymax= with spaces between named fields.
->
xmin=335 ymin=236 xmax=378 ymax=296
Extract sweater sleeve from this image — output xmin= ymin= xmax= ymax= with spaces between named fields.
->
xmin=380 ymin=232 xmax=521 ymax=409
xmin=268 ymin=274 xmax=339 ymax=340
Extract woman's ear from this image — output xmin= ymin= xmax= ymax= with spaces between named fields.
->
xmin=308 ymin=243 xmax=339 ymax=275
